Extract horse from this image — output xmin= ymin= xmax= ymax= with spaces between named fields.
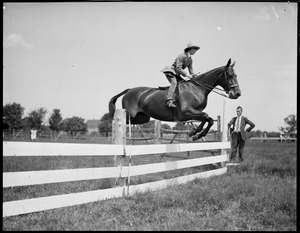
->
xmin=109 ymin=58 xmax=241 ymax=141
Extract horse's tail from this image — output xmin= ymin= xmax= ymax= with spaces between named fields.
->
xmin=108 ymin=88 xmax=130 ymax=118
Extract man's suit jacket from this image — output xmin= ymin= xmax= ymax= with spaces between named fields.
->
xmin=228 ymin=116 xmax=255 ymax=141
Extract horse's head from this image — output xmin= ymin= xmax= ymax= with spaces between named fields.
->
xmin=218 ymin=59 xmax=241 ymax=99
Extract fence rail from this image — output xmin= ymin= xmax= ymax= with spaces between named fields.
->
xmin=250 ymin=137 xmax=297 ymax=142
xmin=2 ymin=130 xmax=112 ymax=143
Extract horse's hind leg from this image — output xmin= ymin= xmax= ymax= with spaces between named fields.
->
xmin=129 ymin=112 xmax=150 ymax=125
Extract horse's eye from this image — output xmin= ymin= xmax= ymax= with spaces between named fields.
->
xmin=227 ymin=70 xmax=233 ymax=75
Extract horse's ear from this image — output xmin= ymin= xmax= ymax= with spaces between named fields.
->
xmin=226 ymin=58 xmax=231 ymax=68
xmin=231 ymin=61 xmax=236 ymax=68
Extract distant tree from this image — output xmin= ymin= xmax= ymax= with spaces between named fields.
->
xmin=48 ymin=109 xmax=63 ymax=132
xmin=140 ymin=121 xmax=154 ymax=129
xmin=161 ymin=123 xmax=171 ymax=130
xmin=139 ymin=121 xmax=157 ymax=135
xmin=279 ymin=114 xmax=297 ymax=136
xmin=60 ymin=118 xmax=68 ymax=132
xmin=21 ymin=116 xmax=30 ymax=130
xmin=173 ymin=121 xmax=188 ymax=130
xmin=267 ymin=131 xmax=281 ymax=138
xmin=160 ymin=123 xmax=172 ymax=135
xmin=248 ymin=129 xmax=262 ymax=138
xmin=98 ymin=113 xmax=113 ymax=136
xmin=61 ymin=116 xmax=87 ymax=135
xmin=25 ymin=107 xmax=48 ymax=130
xmin=3 ymin=102 xmax=25 ymax=131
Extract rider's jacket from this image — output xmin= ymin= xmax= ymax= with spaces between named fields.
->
xmin=161 ymin=52 xmax=195 ymax=78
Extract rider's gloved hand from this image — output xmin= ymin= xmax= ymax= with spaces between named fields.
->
xmin=185 ymin=74 xmax=193 ymax=80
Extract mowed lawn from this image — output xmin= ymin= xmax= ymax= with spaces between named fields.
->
xmin=2 ymin=141 xmax=296 ymax=230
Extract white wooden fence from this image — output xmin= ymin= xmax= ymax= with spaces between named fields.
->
xmin=3 ymin=141 xmax=229 ymax=217
xmin=3 ymin=108 xmax=230 ymax=217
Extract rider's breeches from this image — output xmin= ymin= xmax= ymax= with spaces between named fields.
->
xmin=165 ymin=74 xmax=177 ymax=101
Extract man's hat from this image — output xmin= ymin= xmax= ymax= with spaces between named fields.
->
xmin=184 ymin=42 xmax=200 ymax=52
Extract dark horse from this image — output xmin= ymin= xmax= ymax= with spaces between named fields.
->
xmin=109 ymin=58 xmax=241 ymax=141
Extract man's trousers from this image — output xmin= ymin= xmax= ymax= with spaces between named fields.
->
xmin=230 ymin=132 xmax=245 ymax=162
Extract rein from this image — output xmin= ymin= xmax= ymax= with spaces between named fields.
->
xmin=178 ymin=71 xmax=231 ymax=98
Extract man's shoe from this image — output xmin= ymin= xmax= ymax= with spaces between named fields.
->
xmin=228 ymin=158 xmax=235 ymax=163
xmin=167 ymin=100 xmax=177 ymax=108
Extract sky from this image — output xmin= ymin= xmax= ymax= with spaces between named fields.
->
xmin=3 ymin=2 xmax=297 ymax=132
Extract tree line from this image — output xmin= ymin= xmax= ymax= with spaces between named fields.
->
xmin=3 ymin=102 xmax=297 ymax=138
xmin=3 ymin=102 xmax=88 ymax=136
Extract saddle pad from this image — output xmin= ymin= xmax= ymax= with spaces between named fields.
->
xmin=158 ymin=86 xmax=170 ymax=90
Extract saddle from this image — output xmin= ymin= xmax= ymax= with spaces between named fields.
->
xmin=158 ymin=86 xmax=169 ymax=90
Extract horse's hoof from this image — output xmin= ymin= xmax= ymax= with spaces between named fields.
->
xmin=189 ymin=129 xmax=197 ymax=137
xmin=193 ymin=132 xmax=205 ymax=141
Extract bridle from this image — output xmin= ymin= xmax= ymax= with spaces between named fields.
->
xmin=182 ymin=69 xmax=237 ymax=98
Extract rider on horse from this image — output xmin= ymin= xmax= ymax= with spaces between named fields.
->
xmin=161 ymin=41 xmax=200 ymax=108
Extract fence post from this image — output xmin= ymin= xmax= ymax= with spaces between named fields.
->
xmin=221 ymin=100 xmax=229 ymax=167
xmin=217 ymin=115 xmax=221 ymax=141
xmin=154 ymin=120 xmax=161 ymax=144
xmin=112 ymin=109 xmax=127 ymax=189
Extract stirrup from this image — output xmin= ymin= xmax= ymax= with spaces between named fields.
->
xmin=167 ymin=100 xmax=177 ymax=108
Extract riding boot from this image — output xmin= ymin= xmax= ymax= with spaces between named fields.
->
xmin=166 ymin=77 xmax=177 ymax=108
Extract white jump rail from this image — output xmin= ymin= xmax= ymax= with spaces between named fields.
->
xmin=3 ymin=141 xmax=230 ymax=217
xmin=3 ymin=141 xmax=124 ymax=156
xmin=250 ymin=137 xmax=297 ymax=142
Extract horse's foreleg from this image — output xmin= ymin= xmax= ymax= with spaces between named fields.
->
xmin=182 ymin=110 xmax=214 ymax=141
xmin=188 ymin=121 xmax=206 ymax=137
xmin=192 ymin=117 xmax=214 ymax=141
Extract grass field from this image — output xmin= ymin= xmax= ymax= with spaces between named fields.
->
xmin=2 ymin=141 xmax=296 ymax=230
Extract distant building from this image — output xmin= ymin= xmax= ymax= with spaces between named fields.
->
xmin=86 ymin=119 xmax=100 ymax=134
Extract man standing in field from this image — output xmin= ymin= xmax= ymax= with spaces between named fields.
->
xmin=228 ymin=106 xmax=255 ymax=163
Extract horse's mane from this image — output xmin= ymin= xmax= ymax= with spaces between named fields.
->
xmin=180 ymin=65 xmax=226 ymax=89
xmin=195 ymin=66 xmax=225 ymax=80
